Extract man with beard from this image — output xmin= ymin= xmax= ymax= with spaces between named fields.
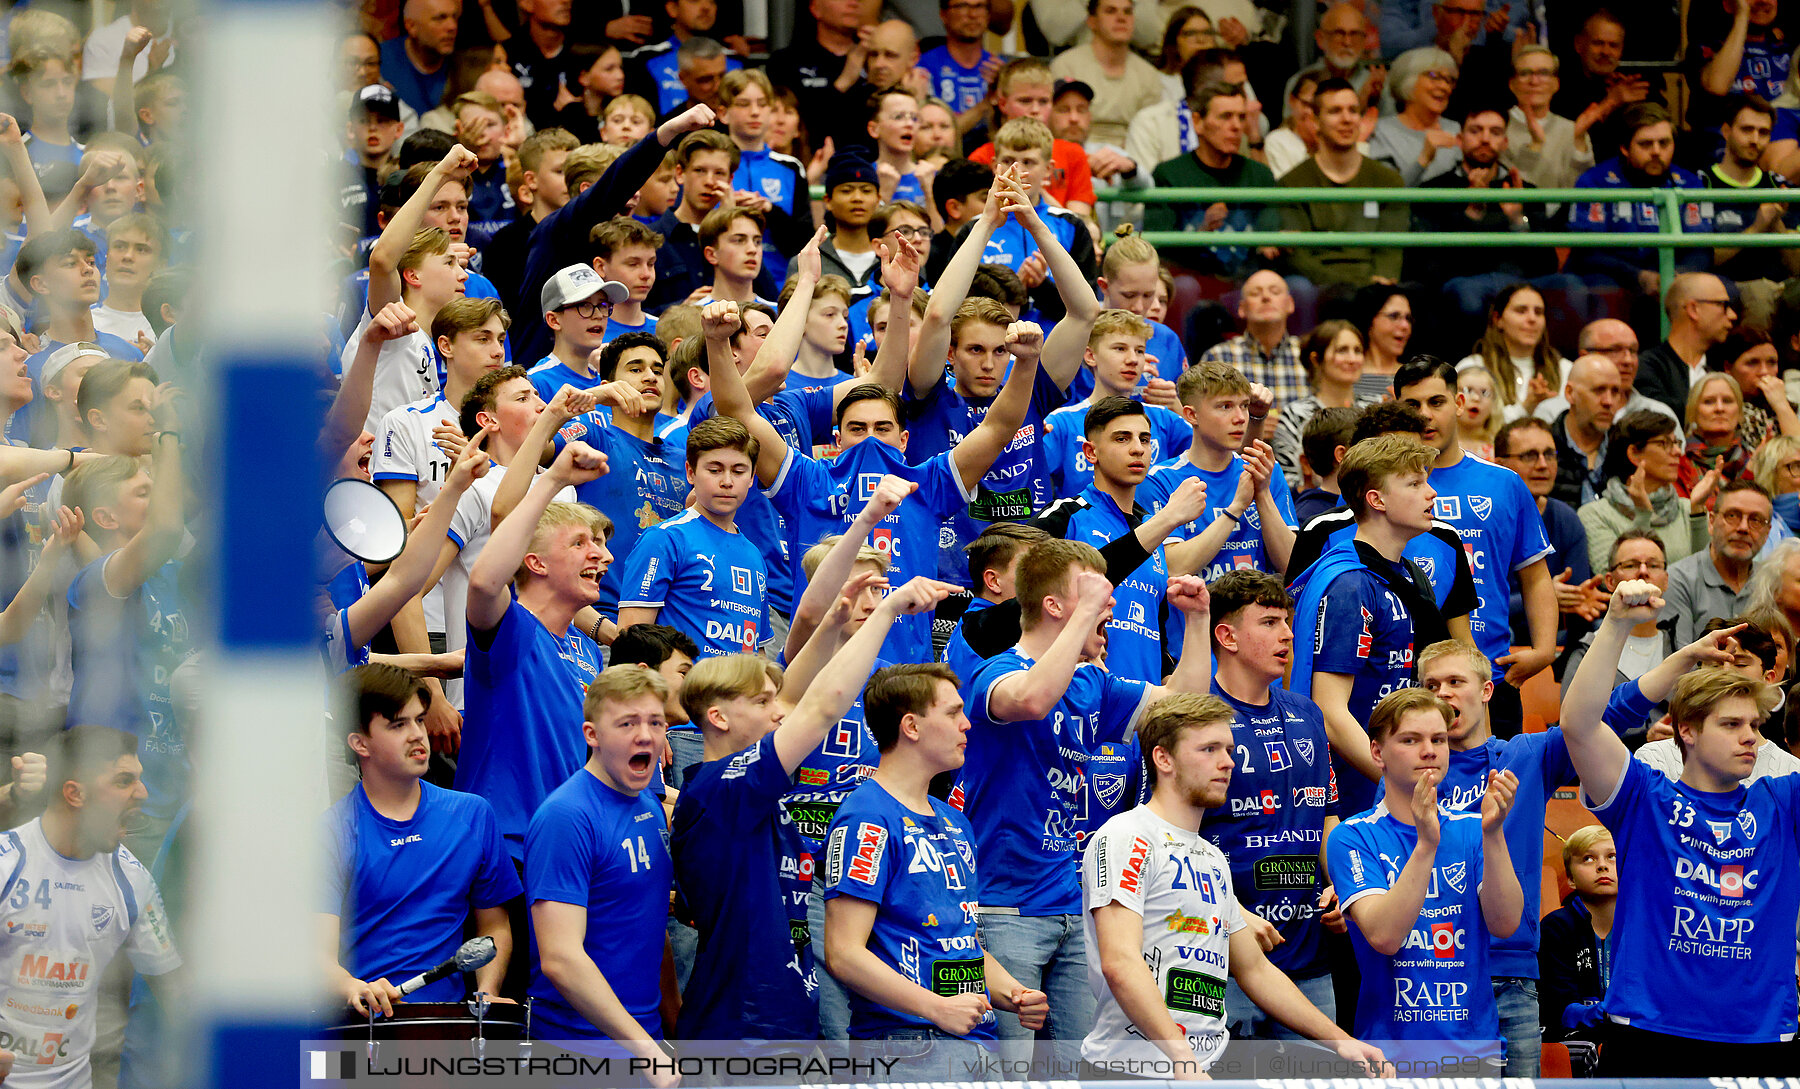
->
xmin=1568 ymin=103 xmax=1713 ymax=297
xmin=1411 ymin=105 xmax=1564 ymax=314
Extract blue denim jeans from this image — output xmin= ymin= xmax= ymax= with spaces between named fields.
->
xmin=1223 ymin=971 xmax=1336 ymax=1041
xmin=856 ymin=1028 xmax=992 ymax=1080
xmin=1493 ymin=975 xmax=1541 ymax=1076
xmin=974 ymin=911 xmax=1094 ymax=1067
xmin=667 ymin=728 xmax=704 ymax=791
xmin=807 ymin=881 xmax=852 ymax=1039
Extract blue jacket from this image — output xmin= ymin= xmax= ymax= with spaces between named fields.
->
xmin=1568 ymin=157 xmax=1712 ymax=288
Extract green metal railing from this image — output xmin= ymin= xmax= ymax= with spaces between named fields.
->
xmin=1093 ymin=186 xmax=1800 ymax=335
xmin=801 ymin=183 xmax=1800 ymax=334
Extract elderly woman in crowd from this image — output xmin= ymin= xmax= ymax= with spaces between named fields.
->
xmin=1752 ymin=435 xmax=1800 ymax=533
xmin=1681 ymin=373 xmax=1756 ymax=497
xmin=1579 ymin=410 xmax=1709 ymax=574
xmin=1367 ymin=46 xmax=1460 ymax=185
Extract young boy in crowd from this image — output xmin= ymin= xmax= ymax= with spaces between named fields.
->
xmin=1141 ymin=363 xmax=1296 ymax=580
xmin=525 ymin=263 xmax=628 ymax=403
xmin=91 ymin=213 xmax=166 ymax=347
xmin=554 ymin=332 xmax=687 ymax=621
xmin=699 ymin=202 xmax=771 ymax=308
xmin=774 ymin=270 xmax=852 ymax=393
xmin=346 ymin=144 xmax=480 ymax=429
xmin=1043 ymin=310 xmax=1190 ymax=497
xmin=962 ymin=118 xmax=1096 ymax=320
xmin=906 ymin=170 xmax=1094 ymax=584
xmin=823 ymin=663 xmax=1048 ymax=1070
xmin=343 ymin=86 xmax=406 ymax=238
xmin=1290 ymin=435 xmax=1448 ymax=818
xmin=13 ymin=45 xmax=83 ymax=198
xmin=1326 ymin=688 xmax=1521 ymax=1064
xmin=591 ymin=216 xmax=661 ymax=343
xmin=944 ymin=522 xmax=1048 ymax=682
xmin=721 ymin=69 xmax=811 ymax=286
xmin=818 ymin=150 xmax=883 ymax=295
xmin=1204 ymin=570 xmax=1342 ymax=1038
xmin=323 ymin=664 xmax=519 ymax=1014
xmin=1295 ymin=406 xmax=1359 ymax=524
xmin=10 ymin=229 xmax=143 ymax=444
xmin=617 ymin=417 xmax=769 ymax=657
xmin=650 ymin=130 xmax=768 ymax=309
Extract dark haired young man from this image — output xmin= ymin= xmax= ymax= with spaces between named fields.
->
xmin=323 ymin=664 xmax=519 ymax=1013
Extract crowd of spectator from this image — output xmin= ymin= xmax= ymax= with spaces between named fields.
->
xmin=0 ymin=0 xmax=1799 ymax=1086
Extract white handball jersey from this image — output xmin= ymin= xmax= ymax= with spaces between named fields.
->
xmin=1081 ymin=805 xmax=1245 ymax=1071
xmin=0 ymin=819 xmax=180 ymax=1088
xmin=440 ymin=468 xmax=575 ymax=708
xmin=341 ymin=308 xmax=437 ymax=434
xmin=372 ymin=393 xmax=458 ymax=632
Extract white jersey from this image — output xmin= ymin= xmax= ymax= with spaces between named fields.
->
xmin=1081 ymin=805 xmax=1244 ymax=1072
xmin=372 ymin=393 xmax=457 ymax=632
xmin=440 ymin=467 xmax=575 ymax=707
xmin=1635 ymin=737 xmax=1800 ymax=783
xmin=0 ymin=819 xmax=180 ymax=1089
xmin=341 ymin=308 xmax=437 ymax=434
xmin=87 ymin=306 xmax=153 ymax=349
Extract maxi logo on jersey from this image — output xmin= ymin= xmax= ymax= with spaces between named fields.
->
xmin=848 ymin=822 xmax=887 ymax=885
xmin=15 ymin=956 xmax=88 ymax=991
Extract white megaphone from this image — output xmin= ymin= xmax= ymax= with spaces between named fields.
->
xmin=321 ymin=478 xmax=407 ymax=566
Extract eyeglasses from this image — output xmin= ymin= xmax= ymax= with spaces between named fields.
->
xmin=889 ymin=226 xmax=931 ymax=240
xmin=1460 ymin=387 xmax=1493 ymax=401
xmin=1693 ymin=298 xmax=1735 ymax=309
xmin=1643 ymin=436 xmax=1683 ymax=451
xmin=1502 ymin=449 xmax=1555 ymax=463
xmin=562 ymin=298 xmax=612 ymax=318
xmin=1515 ymin=67 xmax=1557 ymax=79
xmin=1422 ymin=69 xmax=1458 ymax=84
xmin=1717 ymin=509 xmax=1773 ymax=529
xmin=1610 ymin=559 xmax=1668 ymax=574
xmin=1322 ymin=28 xmax=1366 ymax=40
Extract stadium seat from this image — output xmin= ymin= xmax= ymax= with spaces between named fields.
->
xmin=1541 ymin=1041 xmax=1573 ymax=1078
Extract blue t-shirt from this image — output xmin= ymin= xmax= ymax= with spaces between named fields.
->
xmin=1427 ymin=456 xmax=1552 ymax=678
xmin=10 ymin=331 xmax=143 ymax=445
xmin=783 ymin=368 xmax=854 ymax=395
xmin=903 ymin=367 xmax=1068 ymax=584
xmin=324 ymin=782 xmax=523 ymax=1002
xmin=1042 ymin=401 xmax=1191 ymax=498
xmin=1328 ymin=803 xmax=1501 ymax=1047
xmin=67 ymin=556 xmax=191 ymax=822
xmin=980 ymin=202 xmax=1087 ymax=276
xmin=766 ymin=437 xmax=972 ymax=665
xmin=944 ymin=597 xmax=993 ymax=687
xmin=919 ymin=45 xmax=995 ymax=113
xmin=600 ymin=312 xmax=655 ymax=344
xmin=527 ymin=357 xmax=603 ymax=404
xmin=526 ymin=769 xmax=672 ymax=1039
xmin=823 ymin=779 xmax=995 ymax=1040
xmin=672 ymin=733 xmax=816 ymax=1040
xmin=1034 ymin=486 xmax=1169 ymax=684
xmin=783 ymin=657 xmax=890 ymax=854
xmin=552 ymin=413 xmax=687 ymax=618
xmin=1439 ymin=732 xmax=1576 ymax=979
xmin=1307 ymin=554 xmax=1421 ymax=816
xmin=457 ymin=599 xmax=601 ymax=860
xmin=1585 ymin=757 xmax=1800 ymax=1043
xmin=1141 ymin=453 xmax=1299 ymax=580
xmin=619 ymin=509 xmax=770 ymax=658
xmin=1207 ymin=682 xmax=1337 ymax=979
xmin=1064 ymin=320 xmax=1188 ymax=401
xmin=957 ymin=649 xmax=1151 ymax=915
